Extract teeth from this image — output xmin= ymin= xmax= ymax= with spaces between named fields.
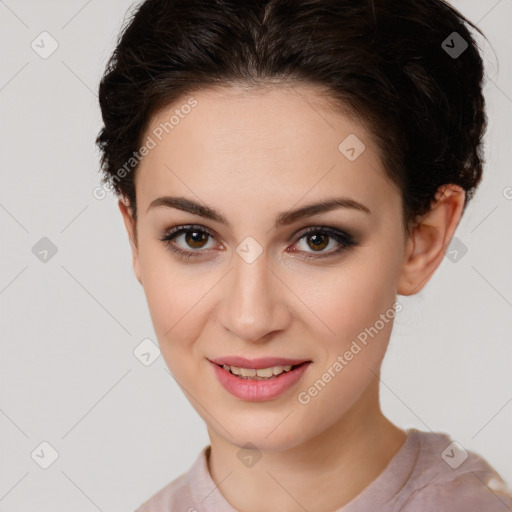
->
xmin=256 ymin=367 xmax=274 ymax=378
xmin=222 ymin=364 xmax=297 ymax=379
xmin=272 ymin=365 xmax=284 ymax=375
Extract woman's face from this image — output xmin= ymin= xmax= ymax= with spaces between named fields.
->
xmin=120 ymin=84 xmax=410 ymax=451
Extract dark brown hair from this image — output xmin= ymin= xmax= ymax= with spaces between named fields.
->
xmin=96 ymin=0 xmax=487 ymax=235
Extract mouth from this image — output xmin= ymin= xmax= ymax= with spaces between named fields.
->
xmin=208 ymin=358 xmax=312 ymax=401
xmin=215 ymin=361 xmax=309 ymax=381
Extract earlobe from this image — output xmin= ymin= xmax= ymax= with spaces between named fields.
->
xmin=397 ymin=185 xmax=465 ymax=296
xmin=117 ymin=197 xmax=143 ymax=286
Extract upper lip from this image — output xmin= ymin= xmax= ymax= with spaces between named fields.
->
xmin=208 ymin=356 xmax=311 ymax=369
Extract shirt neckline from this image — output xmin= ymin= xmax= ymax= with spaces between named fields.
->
xmin=188 ymin=428 xmax=422 ymax=511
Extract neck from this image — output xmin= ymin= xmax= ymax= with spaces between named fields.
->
xmin=206 ymin=378 xmax=407 ymax=512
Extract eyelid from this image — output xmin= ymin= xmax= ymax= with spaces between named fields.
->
xmin=160 ymin=224 xmax=221 ymax=250
xmin=160 ymin=223 xmax=357 ymax=260
xmin=163 ymin=223 xmax=217 ymax=239
xmin=290 ymin=225 xmax=356 ymax=257
xmin=292 ymin=225 xmax=355 ymax=242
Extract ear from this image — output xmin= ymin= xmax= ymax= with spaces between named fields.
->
xmin=118 ymin=197 xmax=143 ymax=286
xmin=397 ymin=184 xmax=465 ymax=296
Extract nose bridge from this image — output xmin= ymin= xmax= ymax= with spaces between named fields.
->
xmin=219 ymin=246 xmax=289 ymax=341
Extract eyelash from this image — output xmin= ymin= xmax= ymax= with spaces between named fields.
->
xmin=159 ymin=224 xmax=357 ymax=261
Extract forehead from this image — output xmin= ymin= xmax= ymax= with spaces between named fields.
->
xmin=135 ymin=84 xmax=400 ymax=223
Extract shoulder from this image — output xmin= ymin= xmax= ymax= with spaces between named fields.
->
xmin=403 ymin=472 xmax=512 ymax=511
xmin=133 ymin=472 xmax=192 ymax=512
xmin=400 ymin=430 xmax=512 ymax=511
xmin=132 ymin=445 xmax=212 ymax=512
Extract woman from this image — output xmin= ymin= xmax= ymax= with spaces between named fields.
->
xmin=96 ymin=0 xmax=512 ymax=510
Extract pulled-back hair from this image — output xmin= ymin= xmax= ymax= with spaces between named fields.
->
xmin=96 ymin=0 xmax=487 ymax=234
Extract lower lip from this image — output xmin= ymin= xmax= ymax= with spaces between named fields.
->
xmin=210 ymin=361 xmax=311 ymax=401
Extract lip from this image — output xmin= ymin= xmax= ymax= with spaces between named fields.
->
xmin=209 ymin=359 xmax=312 ymax=401
xmin=208 ymin=356 xmax=310 ymax=369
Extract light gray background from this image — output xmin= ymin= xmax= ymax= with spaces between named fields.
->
xmin=0 ymin=1 xmax=511 ymax=511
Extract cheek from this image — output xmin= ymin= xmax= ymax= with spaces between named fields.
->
xmin=137 ymin=245 xmax=215 ymax=369
xmin=291 ymin=244 xmax=400 ymax=412
xmin=296 ymin=268 xmax=397 ymax=427
xmin=295 ymin=251 xmax=399 ymax=345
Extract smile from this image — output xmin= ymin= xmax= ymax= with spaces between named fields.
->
xmin=222 ymin=364 xmax=295 ymax=379
xmin=209 ymin=360 xmax=311 ymax=401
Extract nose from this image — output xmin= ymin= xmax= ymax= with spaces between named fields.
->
xmin=216 ymin=251 xmax=292 ymax=343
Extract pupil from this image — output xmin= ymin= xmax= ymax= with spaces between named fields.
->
xmin=186 ymin=231 xmax=207 ymax=248
xmin=309 ymin=234 xmax=328 ymax=251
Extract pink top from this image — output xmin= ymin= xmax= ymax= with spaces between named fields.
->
xmin=134 ymin=428 xmax=512 ymax=511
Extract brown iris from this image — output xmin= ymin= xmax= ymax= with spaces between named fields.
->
xmin=185 ymin=230 xmax=209 ymax=248
xmin=307 ymin=233 xmax=329 ymax=251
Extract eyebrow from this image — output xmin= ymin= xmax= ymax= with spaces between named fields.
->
xmin=147 ymin=195 xmax=371 ymax=229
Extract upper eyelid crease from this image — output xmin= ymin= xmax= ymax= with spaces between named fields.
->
xmin=147 ymin=196 xmax=371 ymax=229
xmin=162 ymin=224 xmax=355 ymax=259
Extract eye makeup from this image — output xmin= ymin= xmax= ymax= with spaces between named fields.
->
xmin=158 ymin=223 xmax=358 ymax=261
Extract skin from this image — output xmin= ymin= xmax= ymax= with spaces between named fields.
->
xmin=118 ymin=84 xmax=465 ymax=512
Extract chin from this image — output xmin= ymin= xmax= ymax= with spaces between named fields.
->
xmin=214 ymin=416 xmax=313 ymax=453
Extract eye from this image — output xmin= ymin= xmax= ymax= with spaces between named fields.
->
xmin=159 ymin=224 xmax=218 ymax=259
xmin=290 ymin=226 xmax=356 ymax=259
xmin=159 ymin=224 xmax=357 ymax=261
